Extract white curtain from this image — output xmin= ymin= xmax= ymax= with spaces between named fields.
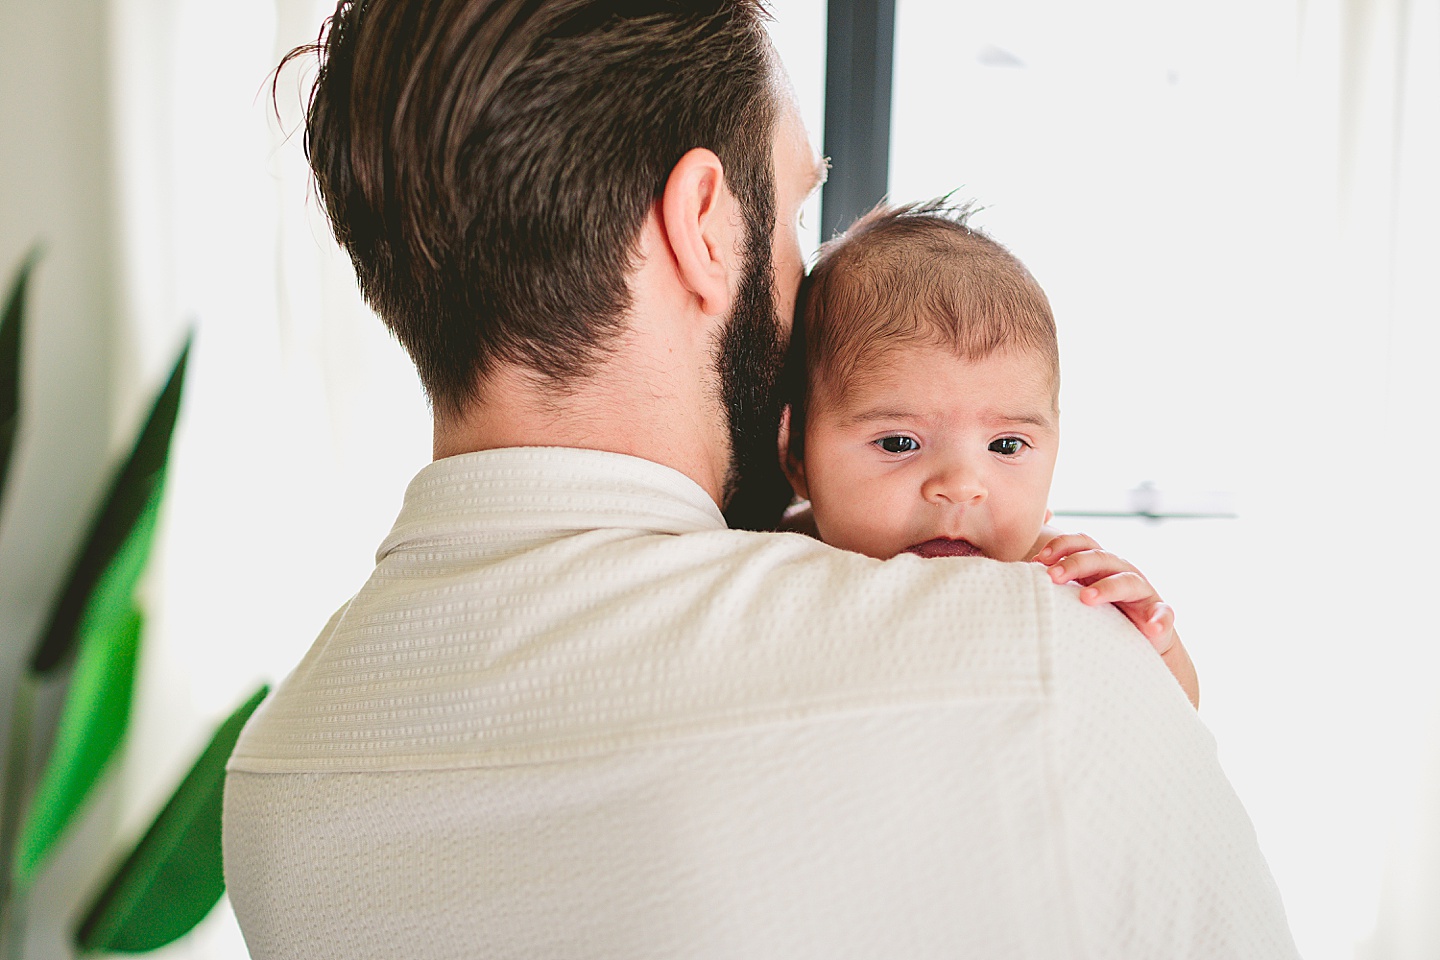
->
xmin=1241 ymin=1 xmax=1440 ymax=955
xmin=1331 ymin=0 xmax=1440 ymax=956
xmin=108 ymin=0 xmax=433 ymax=951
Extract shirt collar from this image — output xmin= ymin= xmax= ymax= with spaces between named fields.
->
xmin=377 ymin=447 xmax=727 ymax=562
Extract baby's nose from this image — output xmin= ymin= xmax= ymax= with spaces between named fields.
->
xmin=921 ymin=463 xmax=986 ymax=505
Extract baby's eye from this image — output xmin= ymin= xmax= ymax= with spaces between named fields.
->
xmin=989 ymin=437 xmax=1026 ymax=456
xmin=876 ymin=436 xmax=919 ymax=454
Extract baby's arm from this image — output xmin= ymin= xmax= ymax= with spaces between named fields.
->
xmin=1034 ymin=533 xmax=1200 ymax=709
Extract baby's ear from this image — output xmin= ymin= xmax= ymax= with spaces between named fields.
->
xmin=778 ymin=405 xmax=808 ymax=500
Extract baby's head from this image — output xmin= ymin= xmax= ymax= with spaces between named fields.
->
xmin=783 ymin=200 xmax=1060 ymax=561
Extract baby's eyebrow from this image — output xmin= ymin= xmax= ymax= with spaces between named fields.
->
xmin=838 ymin=409 xmax=1057 ymax=430
xmin=837 ymin=409 xmax=915 ymax=427
xmin=989 ymin=412 xmax=1056 ymax=429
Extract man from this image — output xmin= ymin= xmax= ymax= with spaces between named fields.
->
xmin=224 ymin=2 xmax=1298 ymax=957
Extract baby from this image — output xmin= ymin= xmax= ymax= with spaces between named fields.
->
xmin=781 ymin=199 xmax=1198 ymax=705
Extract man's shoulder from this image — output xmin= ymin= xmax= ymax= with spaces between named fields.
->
xmin=653 ymin=527 xmax=1129 ymax=652
xmin=547 ymin=525 xmax=1175 ymax=715
xmin=694 ymin=531 xmax=1197 ymax=723
xmin=232 ymin=531 xmax=1094 ymax=773
xmin=609 ymin=527 xmax=1063 ymax=665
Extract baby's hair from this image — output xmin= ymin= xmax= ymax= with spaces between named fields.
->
xmin=787 ymin=198 xmax=1058 ymax=456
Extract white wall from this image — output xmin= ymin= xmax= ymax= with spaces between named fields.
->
xmin=1 ymin=0 xmax=126 ymax=955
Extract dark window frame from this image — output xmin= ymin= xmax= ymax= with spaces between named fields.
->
xmin=819 ymin=0 xmax=896 ymax=240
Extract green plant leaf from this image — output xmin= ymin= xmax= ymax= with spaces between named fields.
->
xmin=11 ymin=481 xmax=161 ymax=890
xmin=30 ymin=335 xmax=191 ymax=675
xmin=12 ymin=335 xmax=191 ymax=889
xmin=0 ymin=247 xmax=39 ymax=513
xmin=75 ymin=685 xmax=269 ymax=953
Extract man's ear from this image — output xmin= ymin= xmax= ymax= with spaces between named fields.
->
xmin=779 ymin=405 xmax=808 ymax=500
xmin=660 ymin=147 xmax=735 ymax=318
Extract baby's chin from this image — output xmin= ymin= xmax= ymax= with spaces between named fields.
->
xmin=902 ymin=538 xmax=986 ymax=559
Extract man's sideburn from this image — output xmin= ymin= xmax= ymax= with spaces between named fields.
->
xmin=718 ymin=219 xmax=791 ymax=531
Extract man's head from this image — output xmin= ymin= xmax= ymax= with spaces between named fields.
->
xmin=287 ymin=0 xmax=780 ymax=421
xmin=783 ymin=201 xmax=1061 ymax=561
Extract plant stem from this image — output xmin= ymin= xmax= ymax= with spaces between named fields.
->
xmin=0 ymin=895 xmax=24 ymax=960
xmin=0 ymin=673 xmax=35 ymax=960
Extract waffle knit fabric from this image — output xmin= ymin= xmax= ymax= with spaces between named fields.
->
xmin=224 ymin=446 xmax=1298 ymax=959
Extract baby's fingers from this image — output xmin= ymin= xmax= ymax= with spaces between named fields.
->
xmin=1033 ymin=533 xmax=1102 ymax=564
xmin=1096 ymin=589 xmax=1175 ymax=651
xmin=1045 ymin=547 xmax=1137 ymax=588
xmin=1076 ymin=571 xmax=1155 ymax=606
xmin=1102 ymin=595 xmax=1175 ymax=641
xmin=1137 ymin=603 xmax=1177 ymax=651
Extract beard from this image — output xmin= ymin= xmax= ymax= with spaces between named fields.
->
xmin=716 ymin=223 xmax=794 ymax=532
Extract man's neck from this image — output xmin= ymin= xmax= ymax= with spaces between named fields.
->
xmin=432 ymin=354 xmax=730 ymax=508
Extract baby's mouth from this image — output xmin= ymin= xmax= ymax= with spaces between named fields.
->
xmin=904 ymin=538 xmax=983 ymax=559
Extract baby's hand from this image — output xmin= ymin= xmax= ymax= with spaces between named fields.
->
xmin=1035 ymin=533 xmax=1174 ymax=646
xmin=1033 ymin=533 xmax=1199 ymax=708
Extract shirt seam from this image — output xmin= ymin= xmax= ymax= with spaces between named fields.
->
xmin=228 ymin=684 xmax=1049 ymax=775
xmin=1041 ymin=581 xmax=1094 ymax=959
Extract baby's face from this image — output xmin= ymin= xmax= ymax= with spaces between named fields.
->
xmin=791 ymin=345 xmax=1058 ymax=562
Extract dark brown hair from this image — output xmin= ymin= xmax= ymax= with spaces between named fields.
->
xmin=800 ymin=198 xmax=1059 ymax=394
xmin=280 ymin=0 xmax=777 ymax=416
xmin=787 ymin=199 xmax=1058 ymax=455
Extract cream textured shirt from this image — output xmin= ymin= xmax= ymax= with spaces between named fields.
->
xmin=224 ymin=447 xmax=1297 ymax=960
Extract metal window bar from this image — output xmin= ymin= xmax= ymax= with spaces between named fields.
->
xmin=820 ymin=0 xmax=896 ymax=241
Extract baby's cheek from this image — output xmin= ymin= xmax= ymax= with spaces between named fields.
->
xmin=997 ymin=517 xmax=1046 ymax=563
xmin=812 ymin=498 xmax=896 ymax=560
